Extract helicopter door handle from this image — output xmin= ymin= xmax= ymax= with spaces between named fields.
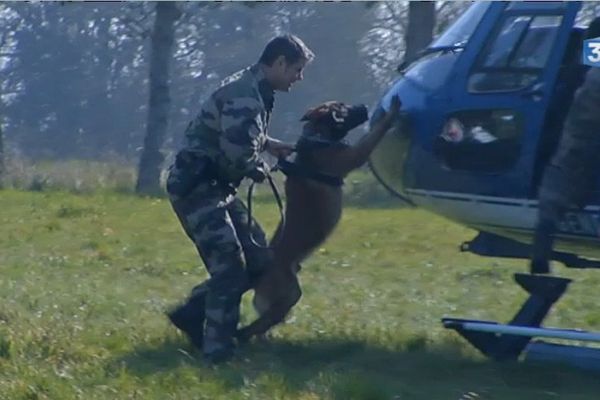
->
xmin=521 ymin=83 xmax=545 ymax=100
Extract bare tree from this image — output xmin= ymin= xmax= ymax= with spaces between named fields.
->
xmin=361 ymin=1 xmax=474 ymax=89
xmin=0 ymin=121 xmax=4 ymax=188
xmin=135 ymin=2 xmax=181 ymax=195
xmin=360 ymin=2 xmax=408 ymax=88
xmin=404 ymin=1 xmax=436 ymax=65
xmin=0 ymin=3 xmax=23 ymax=187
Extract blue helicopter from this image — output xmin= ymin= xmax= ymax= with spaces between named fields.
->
xmin=371 ymin=1 xmax=599 ymax=267
xmin=369 ymin=1 xmax=600 ymax=370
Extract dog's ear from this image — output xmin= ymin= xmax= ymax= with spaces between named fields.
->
xmin=300 ymin=101 xmax=340 ymax=122
xmin=300 ymin=108 xmax=315 ymax=122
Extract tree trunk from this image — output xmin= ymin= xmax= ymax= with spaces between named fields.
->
xmin=0 ymin=122 xmax=4 ymax=189
xmin=135 ymin=2 xmax=181 ymax=195
xmin=404 ymin=1 xmax=436 ymax=65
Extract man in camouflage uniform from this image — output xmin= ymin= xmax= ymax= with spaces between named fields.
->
xmin=530 ymin=67 xmax=600 ymax=274
xmin=165 ymin=34 xmax=314 ymax=363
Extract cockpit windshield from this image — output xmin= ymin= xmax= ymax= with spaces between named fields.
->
xmin=431 ymin=2 xmax=492 ymax=49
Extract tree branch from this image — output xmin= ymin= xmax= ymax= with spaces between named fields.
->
xmin=119 ymin=16 xmax=149 ymax=38
xmin=0 ymin=65 xmax=19 ymax=75
xmin=436 ymin=1 xmax=450 ymax=14
xmin=382 ymin=1 xmax=407 ymax=30
xmin=175 ymin=45 xmax=200 ymax=59
xmin=0 ymin=90 xmax=22 ymax=96
xmin=118 ymin=3 xmax=154 ymax=39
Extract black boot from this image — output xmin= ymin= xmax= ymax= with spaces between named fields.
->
xmin=167 ymin=294 xmax=205 ymax=350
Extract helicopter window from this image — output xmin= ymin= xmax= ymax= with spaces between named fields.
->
xmin=403 ymin=51 xmax=459 ymax=90
xmin=468 ymin=72 xmax=539 ymax=92
xmin=433 ymin=110 xmax=523 ymax=173
xmin=468 ymin=15 xmax=564 ymax=93
xmin=511 ymin=16 xmax=562 ymax=68
xmin=507 ymin=2 xmax=568 ymax=12
xmin=483 ymin=16 xmax=531 ymax=68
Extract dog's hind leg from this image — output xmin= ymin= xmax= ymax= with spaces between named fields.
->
xmin=236 ymin=288 xmax=301 ymax=343
xmin=252 ymin=263 xmax=301 ymax=315
xmin=237 ymin=275 xmax=302 ymax=343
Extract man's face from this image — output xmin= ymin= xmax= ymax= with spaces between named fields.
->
xmin=272 ymin=56 xmax=308 ymax=92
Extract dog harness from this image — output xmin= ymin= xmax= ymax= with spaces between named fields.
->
xmin=277 ymin=159 xmax=343 ymax=187
xmin=277 ymin=136 xmax=347 ymax=187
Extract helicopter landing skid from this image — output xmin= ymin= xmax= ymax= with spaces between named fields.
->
xmin=443 ymin=273 xmax=600 ymax=371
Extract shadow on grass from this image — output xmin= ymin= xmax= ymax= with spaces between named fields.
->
xmin=107 ymin=336 xmax=199 ymax=375
xmin=111 ymin=335 xmax=600 ymax=400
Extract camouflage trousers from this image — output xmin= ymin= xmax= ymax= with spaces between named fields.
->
xmin=532 ymin=68 xmax=600 ymax=272
xmin=168 ymin=180 xmax=270 ymax=358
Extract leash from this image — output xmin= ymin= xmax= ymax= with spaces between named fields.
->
xmin=245 ymin=138 xmax=343 ymax=249
xmin=246 ymin=166 xmax=286 ymax=250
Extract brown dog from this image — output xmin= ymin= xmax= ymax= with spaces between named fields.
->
xmin=236 ymin=96 xmax=401 ymax=342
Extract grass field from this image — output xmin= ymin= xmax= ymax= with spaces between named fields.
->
xmin=2 ymin=185 xmax=600 ymax=399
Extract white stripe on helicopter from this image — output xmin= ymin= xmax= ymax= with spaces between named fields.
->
xmin=405 ymin=188 xmax=600 ymax=258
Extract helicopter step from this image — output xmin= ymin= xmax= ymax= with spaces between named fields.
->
xmin=526 ymin=341 xmax=600 ymax=371
xmin=442 ymin=273 xmax=600 ymax=371
xmin=443 ymin=319 xmax=600 ymax=343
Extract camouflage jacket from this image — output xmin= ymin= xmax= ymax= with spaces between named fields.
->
xmin=541 ymin=67 xmax=600 ymax=208
xmin=175 ymin=64 xmax=275 ymax=188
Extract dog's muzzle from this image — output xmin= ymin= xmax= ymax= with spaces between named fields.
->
xmin=330 ymin=104 xmax=369 ymax=140
xmin=338 ymin=104 xmax=368 ymax=131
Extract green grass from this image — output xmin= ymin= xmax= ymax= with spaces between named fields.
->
xmin=2 ymin=158 xmax=137 ymax=194
xmin=1 ymin=158 xmax=395 ymax=206
xmin=1 ymin=188 xmax=600 ymax=399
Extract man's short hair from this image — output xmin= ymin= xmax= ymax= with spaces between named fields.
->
xmin=259 ymin=34 xmax=315 ymax=66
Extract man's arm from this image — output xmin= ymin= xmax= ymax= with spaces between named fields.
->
xmin=564 ymin=67 xmax=600 ymax=141
xmin=219 ymin=96 xmax=267 ymax=182
xmin=265 ymin=137 xmax=295 ymax=159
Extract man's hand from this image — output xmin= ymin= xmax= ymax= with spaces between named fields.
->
xmin=266 ymin=138 xmax=295 ymax=159
xmin=248 ymin=160 xmax=270 ymax=183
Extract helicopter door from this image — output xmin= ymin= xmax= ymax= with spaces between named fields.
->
xmin=433 ymin=1 xmax=581 ymax=198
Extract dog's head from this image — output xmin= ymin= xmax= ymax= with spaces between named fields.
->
xmin=300 ymin=101 xmax=368 ymax=141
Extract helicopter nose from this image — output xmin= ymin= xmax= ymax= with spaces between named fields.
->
xmin=368 ymin=103 xmax=413 ymax=204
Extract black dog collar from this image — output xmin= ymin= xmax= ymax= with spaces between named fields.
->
xmin=277 ymin=158 xmax=344 ymax=187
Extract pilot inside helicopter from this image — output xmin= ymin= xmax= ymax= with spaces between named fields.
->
xmin=433 ymin=110 xmax=521 ymax=173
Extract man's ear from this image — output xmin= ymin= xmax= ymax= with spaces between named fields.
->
xmin=274 ymin=55 xmax=286 ymax=69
